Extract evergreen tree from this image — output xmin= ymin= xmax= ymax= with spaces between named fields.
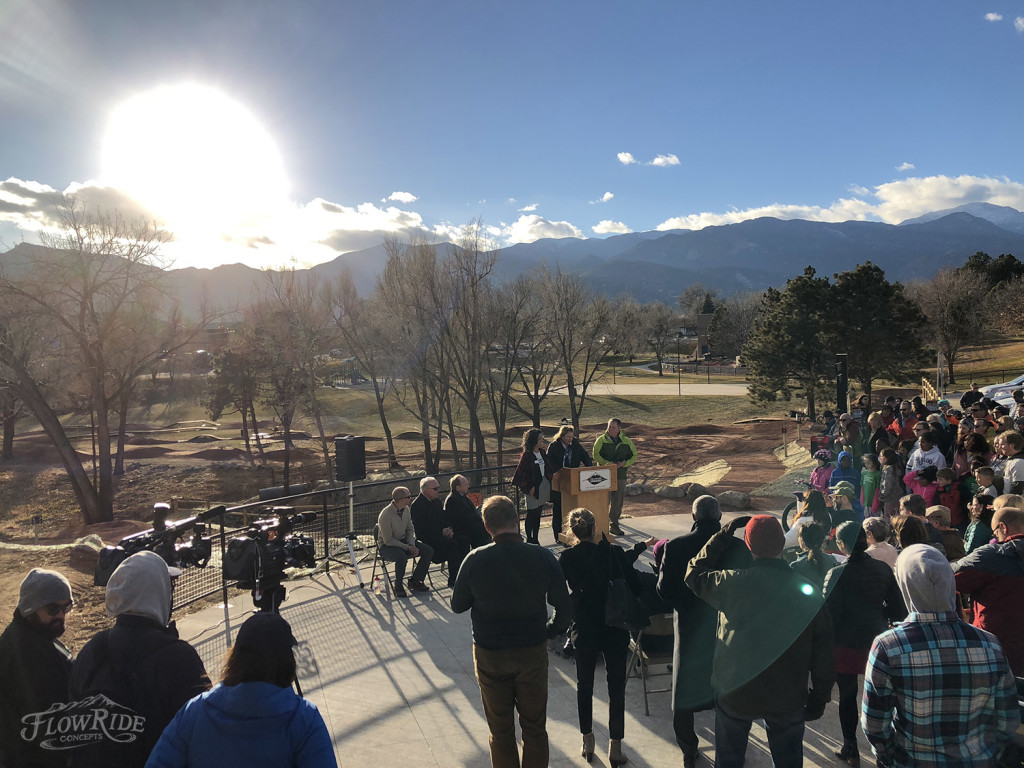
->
xmin=744 ymin=266 xmax=835 ymax=419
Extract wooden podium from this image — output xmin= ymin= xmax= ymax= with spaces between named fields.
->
xmin=553 ymin=466 xmax=617 ymax=544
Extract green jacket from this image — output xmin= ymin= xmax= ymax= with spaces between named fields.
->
xmin=685 ymin=529 xmax=835 ymax=719
xmin=593 ymin=432 xmax=638 ymax=480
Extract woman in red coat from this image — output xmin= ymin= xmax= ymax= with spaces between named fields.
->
xmin=512 ymin=428 xmax=554 ymax=544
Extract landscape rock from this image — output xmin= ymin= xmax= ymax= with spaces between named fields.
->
xmin=718 ymin=490 xmax=751 ymax=510
xmin=655 ymin=485 xmax=689 ymax=499
xmin=68 ymin=535 xmax=104 ymax=574
xmin=625 ymin=482 xmax=645 ymax=496
xmin=684 ymin=482 xmax=708 ymax=501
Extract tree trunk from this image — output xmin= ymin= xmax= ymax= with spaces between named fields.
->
xmin=2 ymin=401 xmax=14 ymax=460
xmin=240 ymin=408 xmax=255 ymax=466
xmin=114 ymin=389 xmax=130 ymax=476
xmin=946 ymin=356 xmax=956 ymax=386
xmin=93 ymin=377 xmax=115 ymax=520
xmin=371 ymin=379 xmax=399 ymax=469
xmin=250 ymin=403 xmax=266 ymax=465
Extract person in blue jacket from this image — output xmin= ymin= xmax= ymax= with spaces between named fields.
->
xmin=145 ymin=612 xmax=336 ymax=768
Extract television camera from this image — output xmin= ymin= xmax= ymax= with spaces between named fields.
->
xmin=94 ymin=503 xmax=226 ymax=587
xmin=222 ymin=507 xmax=317 ymax=612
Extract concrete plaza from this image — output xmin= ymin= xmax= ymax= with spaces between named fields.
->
xmin=175 ymin=512 xmax=872 ymax=767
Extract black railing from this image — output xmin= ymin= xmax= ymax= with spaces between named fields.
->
xmin=170 ymin=464 xmax=521 ymax=612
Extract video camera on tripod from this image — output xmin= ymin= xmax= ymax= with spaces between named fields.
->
xmin=222 ymin=507 xmax=317 ymax=611
xmin=94 ymin=503 xmax=226 ymax=586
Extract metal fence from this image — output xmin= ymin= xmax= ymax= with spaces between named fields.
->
xmin=170 ymin=464 xmax=521 ymax=613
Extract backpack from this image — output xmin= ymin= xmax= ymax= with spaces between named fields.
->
xmin=68 ymin=629 xmax=178 ymax=768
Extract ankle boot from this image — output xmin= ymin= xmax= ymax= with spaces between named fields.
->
xmin=581 ymin=732 xmax=594 ymax=762
xmin=609 ymin=739 xmax=627 ymax=766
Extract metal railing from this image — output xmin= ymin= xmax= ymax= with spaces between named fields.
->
xmin=170 ymin=464 xmax=521 ymax=612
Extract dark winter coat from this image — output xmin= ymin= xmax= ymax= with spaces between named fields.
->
xmin=823 ymin=551 xmax=906 ymax=651
xmin=656 ymin=518 xmax=752 ymax=712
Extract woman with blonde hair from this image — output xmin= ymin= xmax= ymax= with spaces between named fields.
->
xmin=558 ymin=508 xmax=647 ymax=766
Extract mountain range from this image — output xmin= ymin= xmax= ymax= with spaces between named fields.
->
xmin=5 ymin=202 xmax=1024 ymax=311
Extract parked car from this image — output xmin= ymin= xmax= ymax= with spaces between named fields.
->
xmin=983 ymin=373 xmax=1024 ymax=401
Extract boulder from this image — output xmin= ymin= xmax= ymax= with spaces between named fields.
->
xmin=68 ymin=535 xmax=104 ymax=574
xmin=625 ymin=482 xmax=645 ymax=496
xmin=718 ymin=490 xmax=751 ymax=510
xmin=684 ymin=483 xmax=708 ymax=501
xmin=655 ymin=485 xmax=689 ymax=499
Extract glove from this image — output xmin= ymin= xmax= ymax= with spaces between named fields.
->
xmin=803 ymin=700 xmax=826 ymax=721
xmin=725 ymin=515 xmax=752 ymax=535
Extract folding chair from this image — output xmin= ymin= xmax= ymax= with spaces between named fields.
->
xmin=626 ymin=612 xmax=675 ymax=715
xmin=370 ymin=524 xmax=432 ymax=594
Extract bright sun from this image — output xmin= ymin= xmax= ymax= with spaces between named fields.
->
xmin=100 ymin=83 xmax=289 ymax=242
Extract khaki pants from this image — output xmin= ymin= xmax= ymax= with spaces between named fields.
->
xmin=473 ymin=642 xmax=549 ymax=768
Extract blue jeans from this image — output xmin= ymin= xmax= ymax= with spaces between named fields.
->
xmin=715 ymin=702 xmax=805 ymax=768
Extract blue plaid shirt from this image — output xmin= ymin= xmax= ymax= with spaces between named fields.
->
xmin=862 ymin=611 xmax=1019 ymax=768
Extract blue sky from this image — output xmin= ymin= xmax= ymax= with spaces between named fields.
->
xmin=3 ymin=0 xmax=1024 ymax=269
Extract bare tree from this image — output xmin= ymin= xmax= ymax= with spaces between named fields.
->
xmin=0 ymin=199 xmax=177 ymax=523
xmin=641 ymin=301 xmax=679 ymax=375
xmin=707 ymin=291 xmax=764 ymax=357
xmin=515 ymin=271 xmax=563 ymax=428
xmin=545 ymin=269 xmax=613 ymax=431
xmin=908 ymin=268 xmax=990 ymax=385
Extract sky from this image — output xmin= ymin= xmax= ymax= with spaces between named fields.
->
xmin=3 ymin=0 xmax=1024 ymax=270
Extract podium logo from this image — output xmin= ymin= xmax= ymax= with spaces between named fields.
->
xmin=21 ymin=695 xmax=145 ymax=750
xmin=584 ymin=472 xmax=608 ymax=486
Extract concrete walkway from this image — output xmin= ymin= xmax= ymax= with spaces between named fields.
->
xmin=175 ymin=511 xmax=871 ymax=767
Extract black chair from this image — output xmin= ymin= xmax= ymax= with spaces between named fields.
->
xmin=370 ymin=524 xmax=436 ymax=593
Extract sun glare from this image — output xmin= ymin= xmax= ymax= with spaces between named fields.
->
xmin=100 ymin=83 xmax=289 ymax=245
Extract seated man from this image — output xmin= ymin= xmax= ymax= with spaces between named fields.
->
xmin=863 ymin=544 xmax=1019 ymax=767
xmin=377 ymin=486 xmax=434 ymax=597
xmin=411 ymin=476 xmax=469 ymax=588
xmin=443 ymin=474 xmax=490 ymax=550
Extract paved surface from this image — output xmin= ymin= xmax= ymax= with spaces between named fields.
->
xmin=175 ymin=511 xmax=872 ymax=768
xmin=585 ymin=381 xmax=748 ymax=397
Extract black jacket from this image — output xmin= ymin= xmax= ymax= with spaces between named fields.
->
xmin=410 ymin=493 xmax=447 ymax=548
xmin=444 ymin=491 xmax=489 ymax=548
xmin=559 ymin=536 xmax=641 ymax=646
xmin=823 ymin=550 xmax=906 ymax=651
xmin=69 ymin=614 xmax=209 ymax=767
xmin=657 ymin=518 xmax=753 ymax=711
xmin=547 ymin=438 xmax=593 ymax=471
xmin=0 ymin=610 xmax=73 ymax=768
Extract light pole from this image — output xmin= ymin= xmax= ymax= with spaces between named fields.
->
xmin=676 ymin=333 xmax=682 ymax=396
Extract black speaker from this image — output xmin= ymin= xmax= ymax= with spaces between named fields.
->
xmin=334 ymin=435 xmax=367 ymax=482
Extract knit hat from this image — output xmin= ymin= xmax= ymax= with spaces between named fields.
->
xmin=18 ymin=568 xmax=73 ymax=617
xmin=744 ymin=515 xmax=785 ymax=559
xmin=830 ymin=481 xmax=856 ymax=500
xmin=234 ymin=612 xmax=297 ymax=657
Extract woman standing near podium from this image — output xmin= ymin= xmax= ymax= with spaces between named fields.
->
xmin=547 ymin=425 xmax=593 ymax=542
xmin=512 ymin=428 xmax=555 ymax=544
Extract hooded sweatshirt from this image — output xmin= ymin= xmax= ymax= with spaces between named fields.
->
xmin=830 ymin=451 xmax=861 ymax=497
xmin=105 ymin=550 xmax=172 ymax=626
xmin=895 ymin=544 xmax=956 ymax=614
xmin=145 ymin=682 xmax=336 ymax=768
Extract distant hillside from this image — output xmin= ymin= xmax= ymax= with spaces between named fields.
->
xmin=5 ymin=207 xmax=1024 ymax=311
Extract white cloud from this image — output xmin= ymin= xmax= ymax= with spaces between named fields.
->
xmin=498 ymin=214 xmax=584 ymax=244
xmin=896 ymin=162 xmax=915 ymax=172
xmin=848 ymin=185 xmax=871 ymax=196
xmin=590 ymin=191 xmax=614 ymax=204
xmin=518 ymin=203 xmax=538 ymax=212
xmin=506 ymin=197 xmax=517 ymax=204
xmin=384 ymin=190 xmax=418 ymax=204
xmin=593 ymin=220 xmax=631 ymax=235
xmin=617 ymin=152 xmax=637 ymax=165
xmin=649 ymin=154 xmax=681 ymax=167
xmin=985 ymin=12 xmax=1003 ymax=21
xmin=1016 ymin=16 xmax=1024 ymax=32
xmin=655 ymin=174 xmax=1024 ymax=231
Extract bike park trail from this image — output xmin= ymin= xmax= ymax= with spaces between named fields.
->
xmin=583 ymin=380 xmax=748 ymax=396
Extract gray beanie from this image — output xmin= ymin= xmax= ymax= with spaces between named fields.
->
xmin=18 ymin=568 xmax=73 ymax=617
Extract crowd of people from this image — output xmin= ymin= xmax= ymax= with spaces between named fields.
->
xmin=5 ymin=401 xmax=1024 ymax=768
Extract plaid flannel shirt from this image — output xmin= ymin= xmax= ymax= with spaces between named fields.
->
xmin=862 ymin=611 xmax=1019 ymax=768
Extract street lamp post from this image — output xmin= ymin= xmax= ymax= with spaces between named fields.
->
xmin=676 ymin=333 xmax=682 ymax=397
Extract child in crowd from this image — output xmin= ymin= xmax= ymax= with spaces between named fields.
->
xmin=963 ymin=493 xmax=995 ymax=555
xmin=974 ymin=465 xmax=998 ymax=499
xmin=925 ymin=504 xmax=966 ymax=561
xmin=933 ymin=467 xmax=963 ymax=529
xmin=790 ymin=522 xmax=838 ymax=593
xmin=877 ymin=448 xmax=903 ymax=520
xmin=809 ymin=449 xmax=834 ymax=496
xmin=903 ymin=465 xmax=938 ymax=505
xmin=861 ymin=454 xmax=881 ymax=515
xmin=830 ymin=450 xmax=861 ymax=498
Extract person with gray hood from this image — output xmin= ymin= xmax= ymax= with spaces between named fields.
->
xmin=862 ymin=544 xmax=1018 ymax=768
xmin=69 ymin=551 xmax=209 ymax=767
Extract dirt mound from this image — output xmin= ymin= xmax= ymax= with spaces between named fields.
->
xmin=262 ymin=447 xmax=321 ymax=462
xmin=186 ymin=435 xmax=221 ymax=443
xmin=126 ymin=436 xmax=168 ymax=446
xmin=187 ymin=447 xmax=247 ymax=461
xmin=679 ymin=425 xmax=725 ymax=435
xmin=121 ymin=446 xmax=174 ymax=459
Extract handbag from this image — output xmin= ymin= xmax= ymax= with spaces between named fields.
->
xmin=603 ymin=543 xmax=642 ymax=630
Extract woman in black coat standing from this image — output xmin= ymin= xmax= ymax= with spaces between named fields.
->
xmin=823 ymin=522 xmax=907 ymax=767
xmin=512 ymin=428 xmax=554 ymax=544
xmin=559 ymin=508 xmax=643 ymax=766
xmin=546 ymin=425 xmax=593 ymax=541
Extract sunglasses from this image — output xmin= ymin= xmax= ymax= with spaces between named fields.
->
xmin=44 ymin=602 xmax=73 ymax=617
